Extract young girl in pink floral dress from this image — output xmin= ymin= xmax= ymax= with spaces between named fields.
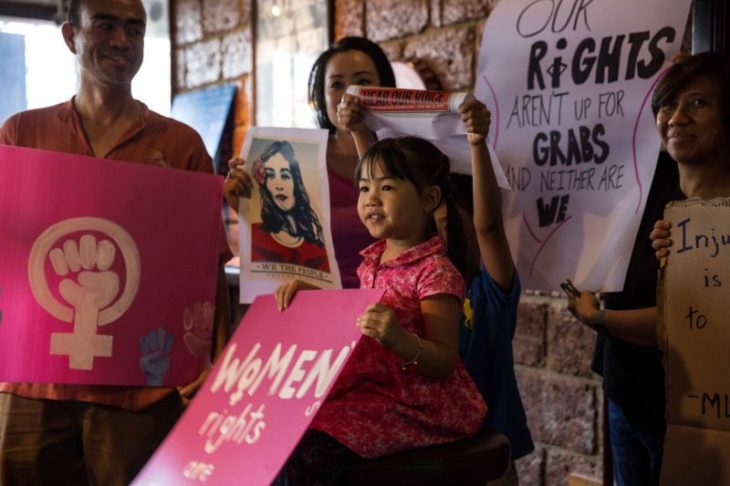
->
xmin=274 ymin=104 xmax=491 ymax=485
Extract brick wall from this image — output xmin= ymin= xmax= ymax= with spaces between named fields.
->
xmin=172 ymin=0 xmax=253 ymax=159
xmin=172 ymin=0 xmax=254 ymax=255
xmin=515 ymin=296 xmax=603 ymax=484
xmin=172 ymin=1 xmax=604 ymax=484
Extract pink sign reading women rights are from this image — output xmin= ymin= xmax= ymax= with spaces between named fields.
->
xmin=133 ymin=289 xmax=382 ymax=486
xmin=0 ymin=145 xmax=224 ymax=386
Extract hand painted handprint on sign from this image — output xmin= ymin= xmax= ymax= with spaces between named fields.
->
xmin=139 ymin=327 xmax=173 ymax=386
xmin=28 ymin=217 xmax=140 ymax=370
xmin=183 ymin=301 xmax=213 ymax=361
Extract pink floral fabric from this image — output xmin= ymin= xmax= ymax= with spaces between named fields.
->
xmin=310 ymin=236 xmax=487 ymax=458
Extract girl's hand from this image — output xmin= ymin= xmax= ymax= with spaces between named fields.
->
xmin=177 ymin=366 xmax=211 ymax=406
xmin=274 ymin=279 xmax=319 ymax=311
xmin=650 ymin=220 xmax=672 ymax=261
xmin=356 ymin=303 xmax=409 ymax=348
xmin=567 ymin=291 xmax=601 ymax=329
xmin=459 ymin=97 xmax=491 ymax=145
xmin=224 ymin=157 xmax=253 ymax=211
xmin=336 ymin=94 xmax=369 ymax=135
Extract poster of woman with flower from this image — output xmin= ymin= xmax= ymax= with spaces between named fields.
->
xmin=237 ymin=127 xmax=341 ymax=302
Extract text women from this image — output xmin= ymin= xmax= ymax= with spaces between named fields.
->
xmin=210 ymin=341 xmax=354 ymax=406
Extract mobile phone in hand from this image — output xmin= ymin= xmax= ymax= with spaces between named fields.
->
xmin=560 ymin=279 xmax=581 ymax=299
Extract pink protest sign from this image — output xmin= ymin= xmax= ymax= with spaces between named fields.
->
xmin=133 ymin=289 xmax=383 ymax=486
xmin=0 ymin=144 xmax=223 ymax=386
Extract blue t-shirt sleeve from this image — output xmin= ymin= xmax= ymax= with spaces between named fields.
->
xmin=474 ymin=266 xmax=521 ymax=341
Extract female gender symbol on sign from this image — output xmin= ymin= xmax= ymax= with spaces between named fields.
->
xmin=27 ymin=217 xmax=141 ymax=370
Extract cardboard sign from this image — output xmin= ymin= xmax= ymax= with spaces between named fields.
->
xmin=0 ymin=145 xmax=222 ymax=386
xmin=659 ymin=198 xmax=730 ymax=485
xmin=475 ymin=0 xmax=692 ymax=291
xmin=133 ymin=289 xmax=383 ymax=486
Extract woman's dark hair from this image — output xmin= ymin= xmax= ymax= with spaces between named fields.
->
xmin=308 ymin=36 xmax=396 ymax=134
xmin=652 ymin=52 xmax=730 ymax=130
xmin=355 ymin=137 xmax=476 ymax=281
xmin=258 ymin=140 xmax=325 ymax=246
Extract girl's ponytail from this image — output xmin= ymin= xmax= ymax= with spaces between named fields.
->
xmin=444 ymin=183 xmax=479 ymax=284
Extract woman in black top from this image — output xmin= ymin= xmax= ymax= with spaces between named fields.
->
xmin=569 ymin=52 xmax=730 ymax=486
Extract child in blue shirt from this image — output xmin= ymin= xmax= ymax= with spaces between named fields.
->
xmin=452 ymin=169 xmax=534 ymax=462
xmin=446 ymin=102 xmax=535 ymax=469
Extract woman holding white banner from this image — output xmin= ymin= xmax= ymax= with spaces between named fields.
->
xmin=569 ymin=52 xmax=730 ymax=486
xmin=224 ymin=37 xmax=396 ymax=288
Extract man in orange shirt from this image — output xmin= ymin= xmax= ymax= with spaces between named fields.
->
xmin=0 ymin=0 xmax=231 ymax=483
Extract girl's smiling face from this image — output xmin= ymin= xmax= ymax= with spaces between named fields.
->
xmin=357 ymin=161 xmax=439 ymax=248
xmin=264 ymin=153 xmax=295 ymax=211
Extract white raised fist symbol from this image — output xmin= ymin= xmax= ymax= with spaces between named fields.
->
xmin=51 ymin=235 xmax=120 ymax=314
xmin=28 ymin=218 xmax=140 ymax=370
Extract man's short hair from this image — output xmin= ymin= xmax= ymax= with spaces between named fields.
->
xmin=66 ymin=0 xmax=82 ymax=25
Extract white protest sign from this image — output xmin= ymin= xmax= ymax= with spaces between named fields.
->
xmin=347 ymin=86 xmax=472 ymax=139
xmin=476 ymin=0 xmax=691 ymax=291
xmin=237 ymin=127 xmax=342 ymax=303
xmin=347 ymin=86 xmax=510 ymax=188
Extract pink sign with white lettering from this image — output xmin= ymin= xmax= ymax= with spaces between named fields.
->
xmin=0 ymin=145 xmax=223 ymax=386
xmin=133 ymin=289 xmax=382 ymax=486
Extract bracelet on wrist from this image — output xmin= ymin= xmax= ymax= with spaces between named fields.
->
xmin=401 ymin=333 xmax=423 ymax=370
xmin=593 ymin=309 xmax=608 ymax=335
